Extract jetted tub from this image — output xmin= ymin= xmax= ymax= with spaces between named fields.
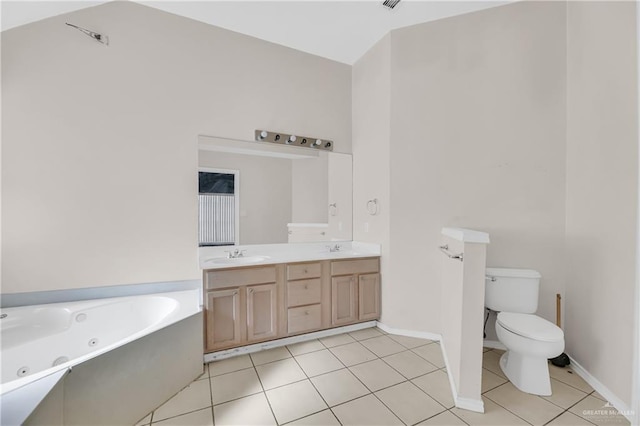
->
xmin=0 ymin=289 xmax=201 ymax=396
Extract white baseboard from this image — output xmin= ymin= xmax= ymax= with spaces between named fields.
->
xmin=439 ymin=337 xmax=485 ymax=413
xmin=375 ymin=321 xmax=484 ymax=413
xmin=203 ymin=321 xmax=377 ymax=362
xmin=454 ymin=395 xmax=485 ymax=413
xmin=375 ymin=322 xmax=441 ymax=342
xmin=568 ymin=356 xmax=636 ymax=424
xmin=482 ymin=340 xmax=507 ymax=351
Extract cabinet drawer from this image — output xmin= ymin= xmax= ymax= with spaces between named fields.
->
xmin=287 ymin=262 xmax=321 ymax=281
xmin=287 ymin=304 xmax=322 ymax=334
xmin=287 ymin=278 xmax=321 ymax=308
xmin=331 ymin=258 xmax=379 ymax=276
xmin=205 ymin=266 xmax=276 ymax=290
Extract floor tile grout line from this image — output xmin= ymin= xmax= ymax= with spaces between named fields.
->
xmin=341 ymin=343 xmax=450 ymax=409
xmin=407 ymin=407 xmax=452 ymax=426
xmin=378 ymin=349 xmax=440 ymax=379
xmin=205 ymin=332 xmax=601 ymax=426
xmin=247 ymin=352 xmax=280 ymax=425
xmin=548 ymin=374 xmax=595 ymax=395
xmin=206 ymin=363 xmax=215 ymax=426
xmin=444 ymin=408 xmax=471 ymax=426
xmin=149 ymin=377 xmax=213 ymax=424
xmin=326 ymin=340 xmax=379 ymax=366
xmin=333 ymin=341 xmax=445 ymax=426
xmin=283 ymin=344 xmax=342 ymax=425
xmin=209 ymin=364 xmax=255 ymax=378
xmin=561 ymin=393 xmax=602 ymax=426
xmin=152 ymin=406 xmax=214 ymax=424
xmin=408 ymin=373 xmax=456 ymax=410
xmin=534 ymin=386 xmax=589 ymax=412
xmin=368 ymin=384 xmax=414 ymax=426
xmin=483 ymin=391 xmax=549 ymax=426
xmin=542 ymin=409 xmax=569 ymax=426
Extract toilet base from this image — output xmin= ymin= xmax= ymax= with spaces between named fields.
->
xmin=500 ymin=351 xmax=552 ymax=396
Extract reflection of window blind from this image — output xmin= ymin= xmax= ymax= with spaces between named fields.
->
xmin=199 ymin=194 xmax=235 ymax=245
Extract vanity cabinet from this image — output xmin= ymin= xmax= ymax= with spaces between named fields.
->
xmin=203 ymin=265 xmax=281 ymax=352
xmin=285 ymin=262 xmax=329 ymax=335
xmin=246 ymin=283 xmax=278 ymax=342
xmin=331 ymin=258 xmax=381 ymax=326
xmin=331 ymin=276 xmax=358 ymax=325
xmin=358 ymin=273 xmax=381 ymax=321
xmin=205 ymin=288 xmax=242 ymax=350
xmin=203 ymin=257 xmax=379 ymax=353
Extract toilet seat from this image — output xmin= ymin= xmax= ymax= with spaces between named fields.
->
xmin=497 ymin=312 xmax=564 ymax=342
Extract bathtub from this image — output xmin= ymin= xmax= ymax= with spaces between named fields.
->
xmin=0 ymin=289 xmax=201 ymax=397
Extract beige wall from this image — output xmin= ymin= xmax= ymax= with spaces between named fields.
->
xmin=377 ymin=1 xmax=568 ymax=333
xmin=198 ymin=151 xmax=292 ymax=245
xmin=565 ymin=1 xmax=638 ymax=408
xmin=352 ymin=34 xmax=392 ymax=320
xmin=1 ymin=1 xmax=351 ymax=293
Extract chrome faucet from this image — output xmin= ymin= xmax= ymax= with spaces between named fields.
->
xmin=327 ymin=244 xmax=342 ymax=253
xmin=225 ymin=249 xmax=246 ymax=258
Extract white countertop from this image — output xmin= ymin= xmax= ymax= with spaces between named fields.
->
xmin=199 ymin=241 xmax=381 ymax=270
xmin=441 ymin=227 xmax=490 ymax=244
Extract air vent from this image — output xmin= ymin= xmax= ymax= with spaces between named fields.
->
xmin=382 ymin=0 xmax=401 ymax=10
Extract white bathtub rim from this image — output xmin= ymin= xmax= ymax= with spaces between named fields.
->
xmin=0 ymin=288 xmax=201 ymax=396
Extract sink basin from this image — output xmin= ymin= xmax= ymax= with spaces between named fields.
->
xmin=204 ymin=255 xmax=271 ymax=266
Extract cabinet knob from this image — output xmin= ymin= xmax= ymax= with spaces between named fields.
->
xmin=248 ymin=288 xmax=253 ymax=294
xmin=305 ymin=311 xmax=310 ymax=315
xmin=232 ymin=291 xmax=238 ymax=296
xmin=304 ymin=269 xmax=308 ymax=274
xmin=304 ymin=285 xmax=308 ymax=289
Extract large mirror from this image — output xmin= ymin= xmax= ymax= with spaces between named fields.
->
xmin=198 ymin=135 xmax=352 ymax=246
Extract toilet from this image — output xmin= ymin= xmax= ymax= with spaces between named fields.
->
xmin=485 ymin=267 xmax=564 ymax=396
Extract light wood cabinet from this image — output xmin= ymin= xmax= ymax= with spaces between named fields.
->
xmin=331 ymin=275 xmax=358 ymax=325
xmin=330 ymin=258 xmax=381 ymax=326
xmin=359 ymin=273 xmax=381 ymax=321
xmin=204 ymin=257 xmax=380 ymax=353
xmin=285 ymin=262 xmax=327 ymax=335
xmin=203 ymin=265 xmax=279 ymax=352
xmin=246 ymin=283 xmax=277 ymax=342
xmin=205 ymin=288 xmax=241 ymax=351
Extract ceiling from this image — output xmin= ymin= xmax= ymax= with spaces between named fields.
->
xmin=1 ymin=0 xmax=510 ymax=64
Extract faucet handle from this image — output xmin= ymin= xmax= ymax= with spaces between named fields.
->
xmin=239 ymin=250 xmax=247 ymax=257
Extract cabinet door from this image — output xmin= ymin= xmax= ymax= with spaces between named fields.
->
xmin=359 ymin=273 xmax=380 ymax=321
xmin=247 ymin=283 xmax=278 ymax=342
xmin=205 ymin=288 xmax=241 ymax=351
xmin=331 ymin=275 xmax=358 ymax=325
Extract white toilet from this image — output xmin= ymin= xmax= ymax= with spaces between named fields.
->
xmin=485 ymin=267 xmax=565 ymax=396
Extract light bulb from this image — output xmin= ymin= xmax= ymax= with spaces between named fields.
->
xmin=259 ymin=131 xmax=268 ymax=140
xmin=287 ymin=135 xmax=297 ymax=144
xmin=314 ymin=139 xmax=322 ymax=146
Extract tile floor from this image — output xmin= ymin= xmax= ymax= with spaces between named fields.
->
xmin=136 ymin=328 xmax=630 ymax=426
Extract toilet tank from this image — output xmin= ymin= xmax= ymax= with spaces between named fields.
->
xmin=485 ymin=267 xmax=541 ymax=313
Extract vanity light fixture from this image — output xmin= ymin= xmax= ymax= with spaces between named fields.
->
xmin=66 ymin=22 xmax=109 ymax=46
xmin=254 ymin=130 xmax=333 ymax=151
xmin=382 ymin=0 xmax=401 ymax=10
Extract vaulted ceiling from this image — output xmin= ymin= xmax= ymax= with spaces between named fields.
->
xmin=1 ymin=1 xmax=510 ymax=64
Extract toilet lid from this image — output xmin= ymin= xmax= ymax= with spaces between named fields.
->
xmin=497 ymin=312 xmax=564 ymax=342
